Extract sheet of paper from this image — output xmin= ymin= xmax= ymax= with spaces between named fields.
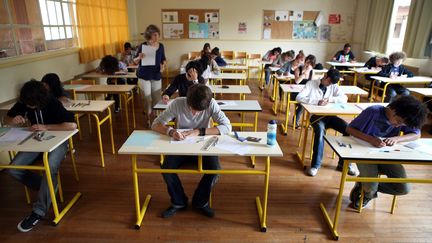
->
xmin=404 ymin=141 xmax=432 ymax=155
xmin=263 ymin=28 xmax=271 ymax=39
xmin=162 ymin=11 xmax=178 ymax=23
xmin=163 ymin=23 xmax=183 ymax=39
xmin=275 ymin=10 xmax=289 ymax=21
xmin=215 ymin=136 xmax=253 ymax=155
xmin=0 ymin=128 xmax=33 ymax=144
xmin=216 ymin=101 xmax=237 ymax=107
xmin=141 ymin=45 xmax=156 ymax=66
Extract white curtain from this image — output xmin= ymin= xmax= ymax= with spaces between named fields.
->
xmin=364 ymin=0 xmax=394 ymax=53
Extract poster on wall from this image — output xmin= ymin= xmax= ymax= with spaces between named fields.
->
xmin=189 ymin=23 xmax=209 ymax=38
xmin=292 ymin=21 xmax=317 ymax=40
xmin=209 ymin=23 xmax=219 ymax=38
xmin=263 ymin=28 xmax=271 ymax=39
xmin=238 ymin=22 xmax=247 ymax=34
xmin=289 ymin=10 xmax=303 ymax=21
xmin=205 ymin=12 xmax=219 ymax=23
xmin=319 ymin=25 xmax=331 ymax=42
xmin=162 ymin=11 xmax=178 ymax=23
xmin=275 ymin=10 xmax=289 ymax=21
xmin=189 ymin=14 xmax=199 ymax=23
xmin=163 ymin=24 xmax=184 ymax=39
xmin=328 ymin=14 xmax=341 ymax=24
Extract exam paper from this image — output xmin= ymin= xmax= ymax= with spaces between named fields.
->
xmin=0 ymin=128 xmax=32 ymax=144
xmin=141 ymin=45 xmax=157 ymax=66
xmin=215 ymin=136 xmax=252 ymax=155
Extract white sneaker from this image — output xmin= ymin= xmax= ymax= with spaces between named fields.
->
xmin=307 ymin=167 xmax=318 ymax=177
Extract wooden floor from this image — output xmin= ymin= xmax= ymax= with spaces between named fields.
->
xmin=1 ymin=78 xmax=432 ymax=242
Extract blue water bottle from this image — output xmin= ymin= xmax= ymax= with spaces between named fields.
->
xmin=267 ymin=120 xmax=277 ymax=146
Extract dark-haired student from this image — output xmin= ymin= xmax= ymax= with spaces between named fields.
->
xmin=210 ymin=47 xmax=227 ymax=67
xmin=121 ymin=42 xmax=138 ymax=86
xmin=377 ymin=51 xmax=413 ymax=102
xmin=262 ymin=47 xmax=282 ymax=88
xmin=162 ymin=61 xmax=205 ymax=104
xmin=41 ymin=73 xmax=72 ymax=107
xmin=332 ymin=43 xmax=356 ymax=63
xmin=152 ymin=84 xmax=231 ymax=218
xmin=296 ymin=69 xmax=359 ymax=177
xmin=347 ymin=96 xmax=428 ymax=209
xmin=4 ymin=80 xmax=77 ymax=232
xmin=98 ymin=55 xmax=128 ymax=112
xmin=364 ymin=56 xmax=389 ymax=99
xmin=202 ymin=43 xmax=211 ymax=55
xmin=199 ymin=52 xmax=220 ymax=84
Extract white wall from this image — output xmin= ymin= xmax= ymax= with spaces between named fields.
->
xmin=129 ymin=0 xmax=370 ymax=75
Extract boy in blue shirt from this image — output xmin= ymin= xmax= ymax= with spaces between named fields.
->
xmin=347 ymin=96 xmax=428 ymax=209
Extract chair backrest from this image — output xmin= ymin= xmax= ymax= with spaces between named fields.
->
xmin=234 ymin=51 xmax=247 ymax=59
xmin=221 ymin=51 xmax=234 ymax=60
xmin=247 ymin=53 xmax=261 ymax=67
xmin=247 ymin=53 xmax=261 ymax=59
xmin=69 ymin=79 xmax=96 ymax=85
xmin=188 ymin=51 xmax=201 ymax=60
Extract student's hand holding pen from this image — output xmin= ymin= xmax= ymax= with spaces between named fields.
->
xmin=170 ymin=130 xmax=185 ymax=141
xmin=162 ymin=95 xmax=170 ymax=104
xmin=11 ymin=115 xmax=26 ymax=126
xmin=318 ymin=98 xmax=329 ymax=106
xmin=370 ymin=136 xmax=386 ymax=148
xmin=383 ymin=137 xmax=398 ymax=146
xmin=31 ymin=124 xmax=48 ymax=131
xmin=181 ymin=129 xmax=199 ymax=137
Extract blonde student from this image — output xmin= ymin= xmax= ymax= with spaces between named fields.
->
xmin=134 ymin=24 xmax=167 ymax=125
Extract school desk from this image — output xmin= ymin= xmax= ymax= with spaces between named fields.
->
xmin=209 ymin=85 xmax=251 ymax=100
xmin=0 ymin=129 xmax=81 ymax=225
xmin=321 ymin=135 xmax=432 ymax=240
xmin=209 ymin=72 xmax=248 ymax=86
xmin=73 ymin=84 xmax=136 ymax=134
xmin=118 ymin=130 xmax=283 ymax=231
xmin=225 ymin=59 xmax=245 ymax=65
xmin=408 ymin=88 xmax=432 ymax=98
xmin=354 ymin=102 xmax=389 ymax=111
xmin=0 ymin=100 xmax=115 ymax=168
xmin=296 ymin=103 xmax=363 ymax=168
xmin=278 ymin=86 xmax=367 ymax=135
xmin=326 ymin=61 xmax=366 ymax=68
xmin=370 ymin=76 xmax=432 ymax=102
xmin=80 ymin=71 xmax=137 ymax=79
xmin=271 ymin=73 xmax=295 ymax=114
xmin=153 ymin=99 xmax=262 ymax=167
xmin=349 ymin=67 xmax=379 ymax=87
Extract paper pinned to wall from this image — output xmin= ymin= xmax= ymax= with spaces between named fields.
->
xmin=275 ymin=10 xmax=289 ymax=21
xmin=319 ymin=25 xmax=331 ymax=42
xmin=314 ymin=11 xmax=325 ymax=26
xmin=189 ymin=23 xmax=209 ymax=38
xmin=263 ymin=28 xmax=271 ymax=39
xmin=289 ymin=10 xmax=303 ymax=21
xmin=209 ymin=23 xmax=219 ymax=38
xmin=162 ymin=11 xmax=178 ymax=23
xmin=292 ymin=21 xmax=317 ymax=40
xmin=188 ymin=14 xmax=199 ymax=23
xmin=163 ymin=24 xmax=184 ymax=39
xmin=205 ymin=12 xmax=219 ymax=23
xmin=141 ymin=45 xmax=157 ymax=66
xmin=238 ymin=22 xmax=247 ymax=34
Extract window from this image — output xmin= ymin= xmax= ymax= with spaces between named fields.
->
xmin=386 ymin=0 xmax=411 ymax=54
xmin=0 ymin=0 xmax=77 ymax=59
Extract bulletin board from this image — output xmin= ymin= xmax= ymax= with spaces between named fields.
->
xmin=262 ymin=10 xmax=320 ymax=40
xmin=161 ymin=9 xmax=220 ymax=39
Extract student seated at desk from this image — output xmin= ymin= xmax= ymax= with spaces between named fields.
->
xmin=98 ymin=55 xmax=128 ymax=112
xmin=162 ymin=61 xmax=204 ymax=104
xmin=121 ymin=42 xmax=138 ymax=86
xmin=152 ymin=84 xmax=232 ymax=218
xmin=198 ymin=52 xmax=220 ymax=84
xmin=363 ymin=56 xmax=389 ymax=98
xmin=4 ymin=80 xmax=77 ymax=232
xmin=275 ymin=50 xmax=296 ymax=75
xmin=262 ymin=47 xmax=282 ymax=88
xmin=296 ymin=69 xmax=359 ymax=177
xmin=332 ymin=43 xmax=356 ymax=63
xmin=347 ymin=96 xmax=428 ymax=209
xmin=377 ymin=51 xmax=413 ymax=102
xmin=210 ymin=47 xmax=227 ymax=67
xmin=41 ymin=73 xmax=72 ymax=107
xmin=201 ymin=42 xmax=211 ymax=55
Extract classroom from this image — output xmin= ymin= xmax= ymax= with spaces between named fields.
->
xmin=0 ymin=0 xmax=431 ymax=242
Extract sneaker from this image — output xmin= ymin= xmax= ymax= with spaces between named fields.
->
xmin=336 ymin=163 xmax=360 ymax=176
xmin=306 ymin=167 xmax=318 ymax=177
xmin=351 ymin=195 xmax=374 ymax=210
xmin=161 ymin=205 xmax=186 ymax=218
xmin=349 ymin=182 xmax=362 ymax=203
xmin=17 ymin=212 xmax=42 ymax=232
xmin=195 ymin=205 xmax=215 ymax=218
xmin=114 ymin=107 xmax=120 ymax=113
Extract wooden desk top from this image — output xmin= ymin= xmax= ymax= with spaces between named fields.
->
xmin=63 ymin=84 xmax=92 ymax=91
xmin=326 ymin=61 xmax=365 ymax=67
xmin=274 ymin=73 xmax=295 ymax=81
xmin=370 ymin=76 xmax=432 ymax=83
xmin=0 ymin=100 xmax=115 ymax=113
xmin=209 ymin=85 xmax=251 ymax=94
xmin=302 ymin=103 xmax=362 ymax=116
xmin=75 ymin=84 xmax=136 ymax=94
xmin=118 ymin=130 xmax=283 ymax=157
xmin=339 ymin=86 xmax=368 ymax=95
xmin=220 ymin=65 xmax=248 ymax=71
xmin=408 ymin=88 xmax=432 ymax=97
xmin=153 ymin=100 xmax=262 ymax=112
xmin=349 ymin=67 xmax=380 ymax=74
xmin=325 ymin=135 xmax=432 ymax=162
xmin=0 ymin=129 xmax=77 ymax=153
xmin=354 ymin=102 xmax=388 ymax=111
xmin=80 ymin=71 xmax=137 ymax=79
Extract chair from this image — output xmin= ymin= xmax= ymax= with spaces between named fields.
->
xmin=234 ymin=51 xmax=247 ymax=65
xmin=188 ymin=51 xmax=201 ymax=60
xmin=246 ymin=54 xmax=261 ymax=79
xmin=358 ymin=180 xmax=398 ymax=214
xmin=221 ymin=51 xmax=234 ymax=60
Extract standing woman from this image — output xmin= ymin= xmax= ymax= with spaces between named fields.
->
xmin=133 ymin=25 xmax=167 ymax=126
